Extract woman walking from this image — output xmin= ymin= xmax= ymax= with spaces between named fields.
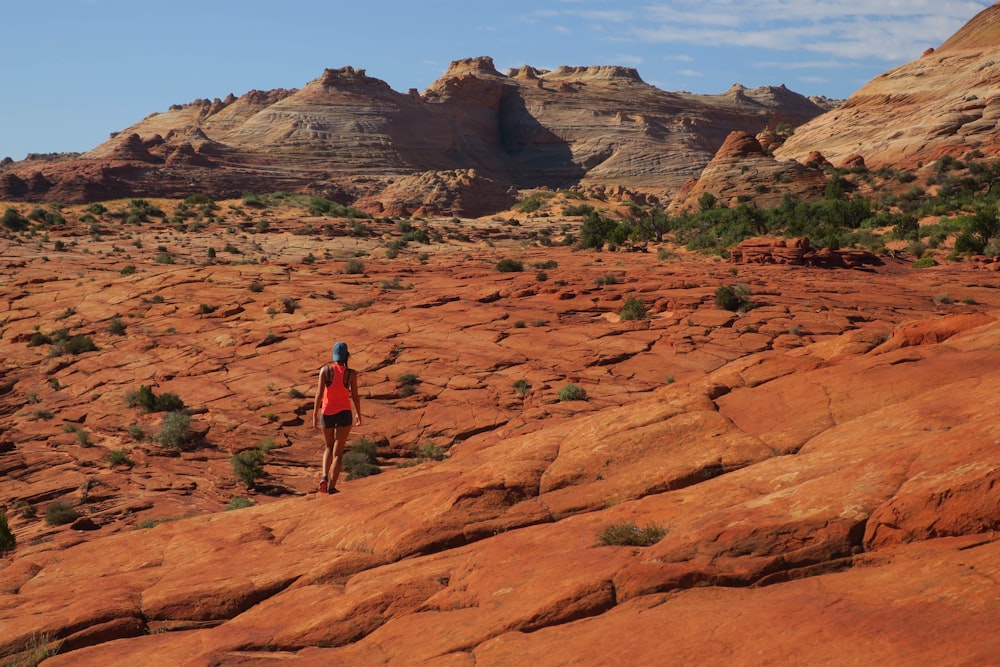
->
xmin=312 ymin=341 xmax=362 ymax=494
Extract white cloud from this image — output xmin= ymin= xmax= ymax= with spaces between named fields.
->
xmin=596 ymin=1 xmax=993 ymax=61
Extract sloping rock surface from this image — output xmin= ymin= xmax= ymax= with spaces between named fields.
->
xmin=1 ymin=206 xmax=999 ymax=665
xmin=775 ymin=3 xmax=1000 ymax=170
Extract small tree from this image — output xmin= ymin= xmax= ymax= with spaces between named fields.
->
xmin=619 ymin=296 xmax=649 ymax=321
xmin=231 ymin=450 xmax=265 ymax=489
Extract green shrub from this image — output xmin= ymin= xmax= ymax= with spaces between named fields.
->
xmin=516 ymin=193 xmax=548 ymax=213
xmin=619 ymin=296 xmax=649 ymax=321
xmin=714 ymin=284 xmax=753 ymax=312
xmin=345 ymin=258 xmax=365 ymax=274
xmin=397 ymin=373 xmax=420 ymax=396
xmin=513 ymin=379 xmax=531 ymax=398
xmin=108 ymin=316 xmax=127 ymax=336
xmin=55 ymin=334 xmax=97 ymax=356
xmin=913 ymin=257 xmax=938 ymax=268
xmin=562 ymin=203 xmax=595 ymax=216
xmin=231 ymin=449 xmax=265 ymax=489
xmin=120 ymin=264 xmax=137 ymax=276
xmin=0 ymin=510 xmax=15 ymax=555
xmin=248 ymin=281 xmax=264 ymax=293
xmin=1 ymin=207 xmax=29 ymax=231
xmin=495 ymin=258 xmax=524 ymax=273
xmin=155 ymin=412 xmax=197 ymax=450
xmin=226 ymin=497 xmax=254 ymax=510
xmin=415 ymin=440 xmax=447 ymax=462
xmin=598 ymin=521 xmax=666 ymax=546
xmin=105 ymin=449 xmax=134 ymax=467
xmin=558 ymin=383 xmax=588 ymax=402
xmin=125 ymin=385 xmax=186 ymax=413
xmin=44 ymin=500 xmax=79 ymax=526
xmin=344 ymin=437 xmax=381 ymax=480
xmin=199 ymin=303 xmax=217 ymax=315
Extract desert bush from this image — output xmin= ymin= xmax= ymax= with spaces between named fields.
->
xmin=562 ymin=203 xmax=595 ymax=217
xmin=619 ymin=296 xmax=649 ymax=321
xmin=105 ymin=449 xmax=134 ymax=467
xmin=226 ymin=497 xmax=254 ymax=510
xmin=155 ymin=412 xmax=197 ymax=450
xmin=558 ymin=383 xmax=587 ymax=402
xmin=108 ymin=316 xmax=127 ymax=336
xmin=44 ymin=500 xmax=79 ymax=526
xmin=53 ymin=334 xmax=97 ymax=356
xmin=120 ymin=264 xmax=137 ymax=275
xmin=913 ymin=257 xmax=938 ymax=268
xmin=415 ymin=440 xmax=447 ymax=462
xmin=2 ymin=207 xmax=29 ymax=231
xmin=345 ymin=258 xmax=365 ymax=274
xmin=0 ymin=510 xmax=15 ymax=555
xmin=125 ymin=385 xmax=185 ymax=413
xmin=397 ymin=373 xmax=420 ymax=397
xmin=714 ymin=284 xmax=754 ymax=312
xmin=513 ymin=379 xmax=531 ymax=398
xmin=248 ymin=280 xmax=264 ymax=293
xmin=598 ymin=521 xmax=666 ymax=546
xmin=495 ymin=258 xmax=524 ymax=273
xmin=344 ymin=437 xmax=381 ymax=480
xmin=231 ymin=449 xmax=265 ymax=489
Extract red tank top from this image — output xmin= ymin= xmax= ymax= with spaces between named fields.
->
xmin=321 ymin=364 xmax=352 ymax=414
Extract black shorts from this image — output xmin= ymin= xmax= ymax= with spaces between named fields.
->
xmin=322 ymin=410 xmax=353 ymax=428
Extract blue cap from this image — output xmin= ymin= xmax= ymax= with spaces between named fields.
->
xmin=332 ymin=341 xmax=349 ymax=362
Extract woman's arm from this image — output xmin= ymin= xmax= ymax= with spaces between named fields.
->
xmin=350 ymin=370 xmax=363 ymax=426
xmin=312 ymin=367 xmax=326 ymax=429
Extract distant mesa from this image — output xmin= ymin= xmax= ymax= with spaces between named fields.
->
xmin=4 ymin=2 xmax=1000 ymax=217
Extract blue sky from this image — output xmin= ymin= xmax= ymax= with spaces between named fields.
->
xmin=1 ymin=0 xmax=992 ymax=161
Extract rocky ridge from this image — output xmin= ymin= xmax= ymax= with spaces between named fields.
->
xmin=775 ymin=3 xmax=1000 ymax=170
xmin=0 ymin=57 xmax=828 ymax=214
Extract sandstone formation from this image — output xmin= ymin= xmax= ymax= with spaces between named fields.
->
xmin=0 ymin=58 xmax=828 ymax=214
xmin=775 ymin=2 xmax=1000 ymax=170
xmin=1 ymin=200 xmax=999 ymax=664
xmin=667 ymin=130 xmax=827 ymax=213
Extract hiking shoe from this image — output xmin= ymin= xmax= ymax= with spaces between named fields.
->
xmin=328 ymin=486 xmax=339 ymax=495
xmin=318 ymin=478 xmax=328 ymax=494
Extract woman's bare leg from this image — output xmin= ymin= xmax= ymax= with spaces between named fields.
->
xmin=328 ymin=425 xmax=352 ymax=489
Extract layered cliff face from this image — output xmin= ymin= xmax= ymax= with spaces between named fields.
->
xmin=774 ymin=3 xmax=1000 ymax=170
xmin=0 ymin=57 xmax=828 ymax=213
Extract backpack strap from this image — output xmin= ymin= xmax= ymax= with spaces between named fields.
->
xmin=322 ymin=364 xmax=332 ymax=387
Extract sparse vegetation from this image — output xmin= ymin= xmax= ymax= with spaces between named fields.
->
xmin=598 ymin=521 xmax=666 ymax=546
xmin=125 ymin=385 xmax=186 ymax=413
xmin=0 ymin=510 xmax=15 ymax=556
xmin=344 ymin=437 xmax=381 ymax=480
xmin=231 ymin=449 xmax=266 ymax=489
xmin=397 ymin=372 xmax=420 ymax=397
xmin=155 ymin=412 xmax=197 ymax=450
xmin=558 ymin=383 xmax=588 ymax=402
xmin=225 ymin=497 xmax=254 ymax=511
xmin=513 ymin=379 xmax=531 ymax=398
xmin=44 ymin=500 xmax=79 ymax=526
xmin=495 ymin=258 xmax=524 ymax=273
xmin=105 ymin=449 xmax=134 ymax=467
xmin=714 ymin=284 xmax=754 ymax=312
xmin=619 ymin=296 xmax=649 ymax=321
